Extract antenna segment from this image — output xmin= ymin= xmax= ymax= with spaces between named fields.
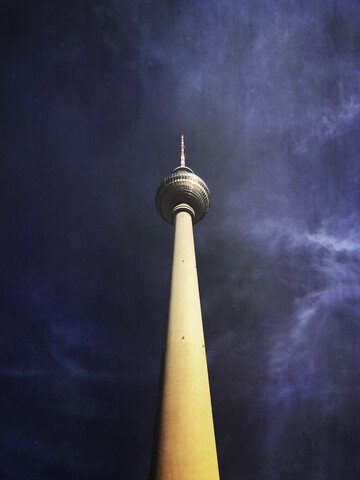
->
xmin=180 ymin=135 xmax=185 ymax=166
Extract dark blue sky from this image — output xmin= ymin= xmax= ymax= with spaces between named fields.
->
xmin=1 ymin=1 xmax=360 ymax=479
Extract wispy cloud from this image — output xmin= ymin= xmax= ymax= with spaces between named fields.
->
xmin=294 ymin=96 xmax=360 ymax=154
xmin=250 ymin=214 xmax=360 ymax=400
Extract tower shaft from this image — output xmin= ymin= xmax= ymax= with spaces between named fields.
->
xmin=150 ymin=209 xmax=220 ymax=480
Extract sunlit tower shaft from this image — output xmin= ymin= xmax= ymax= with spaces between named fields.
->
xmin=149 ymin=136 xmax=220 ymax=480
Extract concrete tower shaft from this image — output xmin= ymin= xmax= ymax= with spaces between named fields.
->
xmin=150 ymin=137 xmax=219 ymax=480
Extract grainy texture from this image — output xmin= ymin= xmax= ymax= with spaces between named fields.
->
xmin=1 ymin=1 xmax=360 ymax=479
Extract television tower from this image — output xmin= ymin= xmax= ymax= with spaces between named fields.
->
xmin=149 ymin=136 xmax=220 ymax=480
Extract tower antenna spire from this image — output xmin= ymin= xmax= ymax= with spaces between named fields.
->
xmin=180 ymin=134 xmax=185 ymax=166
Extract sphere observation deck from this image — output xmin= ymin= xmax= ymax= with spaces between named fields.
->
xmin=155 ymin=136 xmax=210 ymax=225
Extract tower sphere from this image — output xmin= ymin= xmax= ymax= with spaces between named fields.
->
xmin=155 ymin=137 xmax=210 ymax=225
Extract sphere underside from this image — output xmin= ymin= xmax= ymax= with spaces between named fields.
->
xmin=156 ymin=168 xmax=210 ymax=224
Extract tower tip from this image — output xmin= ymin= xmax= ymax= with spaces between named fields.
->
xmin=180 ymin=135 xmax=185 ymax=166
